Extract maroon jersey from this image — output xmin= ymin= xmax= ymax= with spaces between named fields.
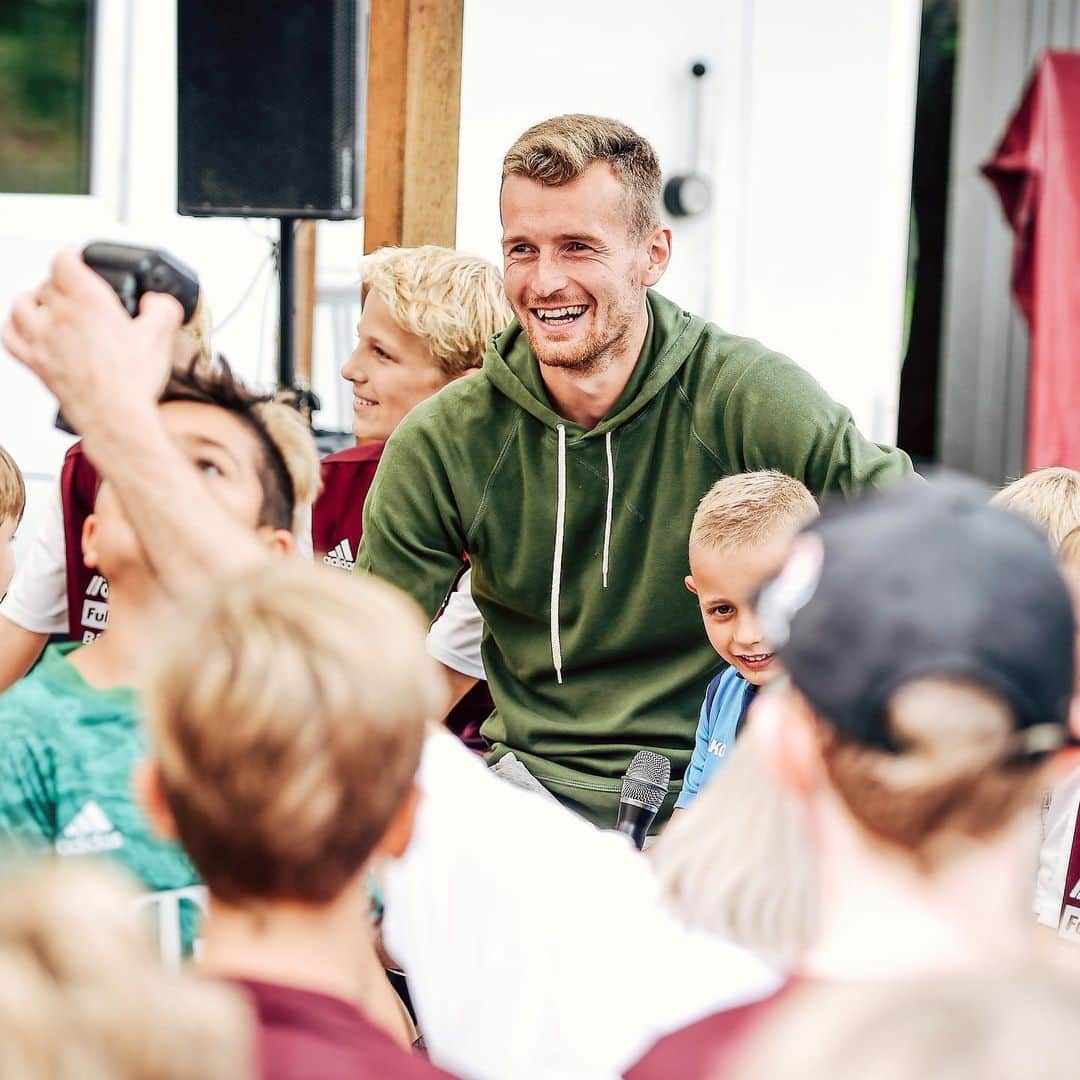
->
xmin=312 ymin=443 xmax=492 ymax=752
xmin=625 ymin=982 xmax=794 ymax=1079
xmin=1057 ymin=797 xmax=1080 ymax=941
xmin=312 ymin=443 xmax=385 ymax=569
xmin=231 ymin=978 xmax=456 ymax=1079
xmin=59 ymin=442 xmax=107 ymax=643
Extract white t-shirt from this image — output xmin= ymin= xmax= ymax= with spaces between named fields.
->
xmin=381 ymin=734 xmax=780 ymax=1080
xmin=425 ymin=567 xmax=485 ymax=680
xmin=0 ymin=480 xmax=67 ymax=635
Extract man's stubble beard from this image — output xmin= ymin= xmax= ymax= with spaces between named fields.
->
xmin=523 ymin=283 xmax=644 ymax=378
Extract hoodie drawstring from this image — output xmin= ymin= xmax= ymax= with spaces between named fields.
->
xmin=551 ymin=427 xmax=616 ymax=683
xmin=551 ymin=424 xmax=567 ymax=684
xmin=602 ymin=431 xmax=614 ymax=589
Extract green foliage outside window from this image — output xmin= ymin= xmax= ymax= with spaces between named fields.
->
xmin=0 ymin=0 xmax=93 ymax=194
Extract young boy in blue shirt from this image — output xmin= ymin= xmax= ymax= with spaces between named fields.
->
xmin=676 ymin=471 xmax=818 ymax=809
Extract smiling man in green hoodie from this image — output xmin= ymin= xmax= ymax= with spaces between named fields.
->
xmin=357 ymin=114 xmax=913 ymax=827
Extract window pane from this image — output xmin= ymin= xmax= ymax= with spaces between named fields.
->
xmin=0 ymin=0 xmax=93 ymax=195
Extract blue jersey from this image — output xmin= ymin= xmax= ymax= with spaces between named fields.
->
xmin=674 ymin=667 xmax=756 ymax=809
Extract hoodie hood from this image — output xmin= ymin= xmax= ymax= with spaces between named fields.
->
xmin=483 ymin=290 xmax=708 ymax=440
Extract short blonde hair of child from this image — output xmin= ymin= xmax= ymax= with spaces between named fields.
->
xmin=0 ymin=445 xmax=25 ymax=525
xmin=1058 ymin=526 xmax=1080 ymax=573
xmin=255 ymin=401 xmax=323 ymax=511
xmin=690 ymin=470 xmax=818 ymax=554
xmin=0 ymin=860 xmax=251 ymax=1079
xmin=991 ymin=467 xmax=1080 ymax=548
xmin=360 ymin=245 xmax=512 ymax=376
xmin=143 ymin=562 xmax=446 ymax=905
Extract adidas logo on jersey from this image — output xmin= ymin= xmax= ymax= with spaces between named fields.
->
xmin=323 ymin=538 xmax=356 ymax=570
xmin=55 ymin=801 xmax=124 ymax=856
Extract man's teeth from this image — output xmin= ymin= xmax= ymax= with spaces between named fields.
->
xmin=534 ymin=305 xmax=588 ymax=324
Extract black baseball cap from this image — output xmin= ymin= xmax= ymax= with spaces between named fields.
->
xmin=756 ymin=475 xmax=1076 ymax=757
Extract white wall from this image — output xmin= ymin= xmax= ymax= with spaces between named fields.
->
xmin=457 ymin=0 xmax=921 ymax=440
xmin=1 ymin=0 xmax=920 ymax=559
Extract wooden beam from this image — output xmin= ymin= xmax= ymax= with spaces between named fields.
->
xmin=294 ymin=220 xmax=318 ymax=385
xmin=363 ymin=0 xmax=464 ymax=252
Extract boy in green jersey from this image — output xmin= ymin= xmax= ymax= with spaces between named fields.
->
xmin=0 ymin=362 xmax=319 ymax=960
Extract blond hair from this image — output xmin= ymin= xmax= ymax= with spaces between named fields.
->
xmin=992 ymin=467 xmax=1080 ymax=548
xmin=652 ymin=734 xmax=818 ymax=969
xmin=0 ymin=445 xmax=25 ymax=525
xmin=173 ymin=290 xmax=212 ymax=369
xmin=255 ymin=401 xmax=322 ymax=510
xmin=502 ymin=114 xmax=662 ymax=237
xmin=732 ymin=968 xmax=1080 ymax=1080
xmin=143 ymin=562 xmax=445 ymax=904
xmin=0 ymin=861 xmax=251 ymax=1079
xmin=821 ymin=677 xmax=1044 ymax=866
xmin=690 ymin=471 xmax=818 ymax=555
xmin=360 ymin=246 xmax=511 ymax=376
xmin=1058 ymin=526 xmax=1080 ymax=574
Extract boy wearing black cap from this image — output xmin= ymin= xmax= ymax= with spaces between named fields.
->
xmin=631 ymin=476 xmax=1079 ymax=1075
xmin=369 ymin=478 xmax=1078 ymax=1079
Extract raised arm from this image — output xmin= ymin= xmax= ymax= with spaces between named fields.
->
xmin=3 ymin=252 xmax=268 ymax=595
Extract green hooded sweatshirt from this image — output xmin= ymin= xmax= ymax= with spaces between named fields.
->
xmin=358 ymin=291 xmax=912 ymax=825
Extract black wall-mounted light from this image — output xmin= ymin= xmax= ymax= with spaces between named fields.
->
xmin=662 ymin=61 xmax=712 ymax=219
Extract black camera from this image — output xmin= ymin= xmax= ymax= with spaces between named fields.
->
xmin=54 ymin=243 xmax=202 ymax=434
xmin=82 ymin=241 xmax=200 ymax=322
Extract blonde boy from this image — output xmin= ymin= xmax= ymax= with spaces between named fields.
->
xmin=991 ymin=469 xmax=1080 ymax=933
xmin=138 ymin=563 xmax=452 ymax=1077
xmin=0 ymin=445 xmax=26 ymax=598
xmin=991 ymin=466 xmax=1080 ymax=546
xmin=677 ymin=471 xmax=818 ymax=809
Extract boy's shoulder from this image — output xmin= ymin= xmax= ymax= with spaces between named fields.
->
xmin=0 ymin=644 xmax=136 ymax=739
xmin=702 ymin=665 xmax=746 ymax=715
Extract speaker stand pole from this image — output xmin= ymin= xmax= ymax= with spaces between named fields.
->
xmin=277 ymin=216 xmax=297 ymax=390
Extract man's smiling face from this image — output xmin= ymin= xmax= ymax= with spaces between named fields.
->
xmin=500 ymin=162 xmax=659 ymax=375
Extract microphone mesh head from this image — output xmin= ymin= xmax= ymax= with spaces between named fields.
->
xmin=620 ymin=751 xmax=672 ymax=811
xmin=626 ymin=750 xmax=671 ymax=788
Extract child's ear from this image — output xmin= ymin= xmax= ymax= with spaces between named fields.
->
xmin=256 ymin=526 xmax=296 ymax=558
xmin=684 ymin=575 xmax=698 ymax=595
xmin=373 ymin=783 xmax=421 ymax=860
xmin=133 ymin=760 xmax=179 ymax=840
xmin=81 ymin=514 xmax=99 ymax=569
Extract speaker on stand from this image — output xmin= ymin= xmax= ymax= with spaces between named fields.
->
xmin=177 ymin=0 xmax=367 ymax=404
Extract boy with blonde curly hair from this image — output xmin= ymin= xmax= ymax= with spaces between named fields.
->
xmin=316 ymin=245 xmax=511 ymax=747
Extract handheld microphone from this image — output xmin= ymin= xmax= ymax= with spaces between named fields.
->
xmin=615 ymin=751 xmax=672 ymax=850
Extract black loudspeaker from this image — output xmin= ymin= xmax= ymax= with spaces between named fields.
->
xmin=177 ymin=1 xmax=365 ymax=219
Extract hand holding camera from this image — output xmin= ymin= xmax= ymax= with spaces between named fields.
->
xmin=3 ymin=243 xmax=196 ymax=440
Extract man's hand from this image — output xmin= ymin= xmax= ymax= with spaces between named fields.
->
xmin=2 ymin=249 xmax=182 ymax=441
